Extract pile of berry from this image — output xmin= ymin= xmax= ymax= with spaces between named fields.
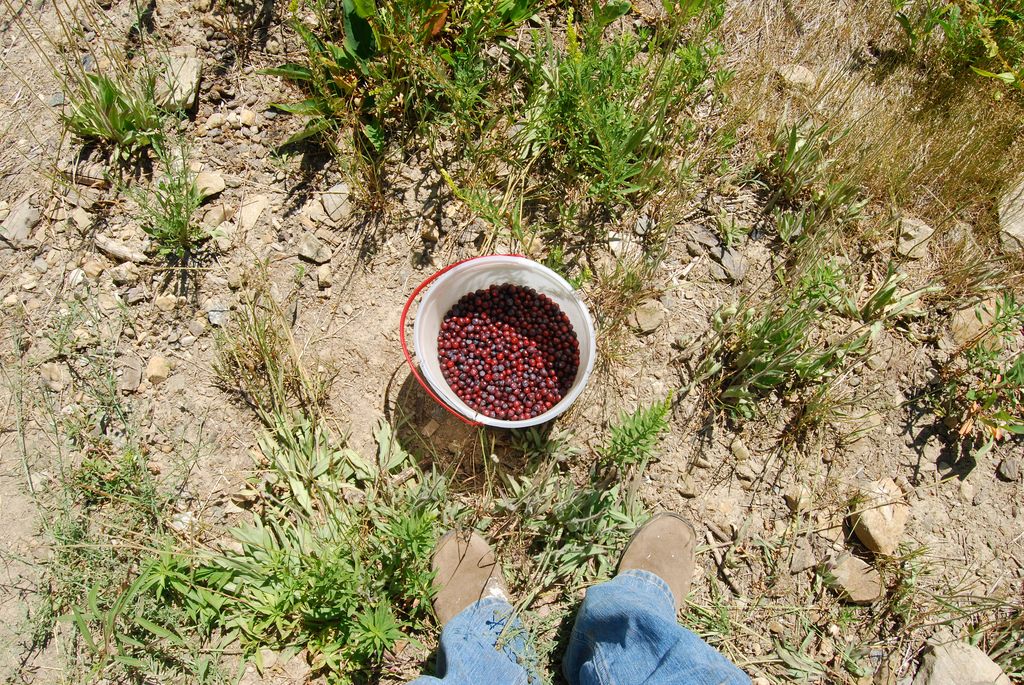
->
xmin=437 ymin=283 xmax=581 ymax=421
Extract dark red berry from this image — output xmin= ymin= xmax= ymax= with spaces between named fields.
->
xmin=437 ymin=283 xmax=580 ymax=421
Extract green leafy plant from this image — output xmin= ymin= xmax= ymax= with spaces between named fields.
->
xmin=934 ymin=292 xmax=1024 ymax=454
xmin=62 ymin=70 xmax=163 ymax=161
xmin=600 ymin=398 xmax=672 ymax=468
xmin=893 ymin=0 xmax=1024 ymax=91
xmin=131 ymin=142 xmax=207 ymax=261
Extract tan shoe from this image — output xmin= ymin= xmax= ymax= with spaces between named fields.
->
xmin=618 ymin=513 xmax=696 ymax=611
xmin=431 ymin=530 xmax=509 ymax=625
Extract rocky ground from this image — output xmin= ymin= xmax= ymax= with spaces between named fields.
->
xmin=1 ymin=0 xmax=1023 ymax=683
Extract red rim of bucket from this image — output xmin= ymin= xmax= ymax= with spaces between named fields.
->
xmin=399 ymin=254 xmax=523 ymax=427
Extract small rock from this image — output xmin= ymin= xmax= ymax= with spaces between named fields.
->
xmin=422 ymin=419 xmax=440 ymax=438
xmin=97 ymin=293 xmax=119 ymax=311
xmin=686 ymin=224 xmax=719 ymax=248
xmin=239 ymin=109 xmax=258 ymax=127
xmin=119 ymin=357 xmax=143 ymax=393
xmin=608 ymin=231 xmax=642 ymax=261
xmin=237 ymin=194 xmax=269 ymax=231
xmin=912 ymin=640 xmax=1010 ymax=685
xmin=109 ymin=262 xmax=140 ymax=285
xmin=94 ymin=233 xmax=148 ymax=263
xmin=676 ymin=473 xmax=698 ymax=498
xmin=896 ymin=217 xmax=934 ymax=260
xmin=685 ymin=241 xmax=703 ymax=257
xmin=297 ymin=233 xmax=331 ymax=264
xmin=206 ymin=112 xmax=226 ymax=129
xmin=196 ymin=170 xmax=226 ymax=199
xmin=155 ymin=47 xmax=202 ymax=112
xmin=145 ymin=355 xmax=171 ymax=385
xmin=0 ymin=200 xmax=8 ymax=222
xmin=40 ymin=362 xmax=65 ymax=391
xmin=851 ymin=478 xmax=909 ymax=556
xmin=169 ymin=511 xmax=198 ymax=534
xmin=709 ymin=246 xmax=746 ymax=282
xmin=207 ymin=304 xmax=230 ymax=327
xmin=1 ymin=197 xmax=40 ymax=247
xmin=629 ymin=299 xmax=666 ymax=334
xmin=731 ymin=437 xmax=751 ymax=461
xmin=997 ymin=457 xmax=1021 ymax=482
xmin=790 ymin=537 xmax=817 ymax=573
xmin=155 ymin=294 xmax=177 ymax=312
xmin=825 ymin=553 xmax=883 ymax=604
xmin=48 ymin=92 xmax=66 ymax=107
xmin=82 ymin=259 xmax=105 ymax=278
xmin=777 ymin=64 xmax=817 ymax=93
xmin=226 ymin=268 xmax=243 ymax=290
xmin=203 ymin=203 xmax=235 ymax=228
xmin=948 ymin=297 xmax=998 ymax=348
xmin=320 ymin=183 xmax=351 ymax=224
xmin=784 ymin=484 xmax=811 ymax=513
xmin=998 ymin=175 xmax=1024 ymax=254
xmin=316 ymin=264 xmax=333 ymax=289
xmin=125 ymin=287 xmax=146 ymax=305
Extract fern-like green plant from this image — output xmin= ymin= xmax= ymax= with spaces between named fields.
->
xmin=600 ymin=398 xmax=672 ymax=468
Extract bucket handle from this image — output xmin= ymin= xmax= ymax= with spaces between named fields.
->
xmin=399 ymin=254 xmax=523 ymax=428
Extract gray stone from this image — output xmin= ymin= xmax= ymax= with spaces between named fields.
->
xmin=109 ymin=262 xmax=140 ymax=285
xmin=851 ymin=478 xmax=909 ymax=556
xmin=119 ymin=356 xmax=143 ymax=393
xmin=790 ymin=537 xmax=816 ymax=573
xmin=156 ymin=47 xmax=202 ymax=112
xmin=629 ymin=299 xmax=666 ymax=334
xmin=709 ymin=246 xmax=746 ymax=282
xmin=998 ymin=175 xmax=1024 ymax=254
xmin=912 ymin=641 xmax=1010 ymax=685
xmin=297 ymin=233 xmax=331 ymax=264
xmin=207 ymin=303 xmax=230 ymax=326
xmin=321 ymin=183 xmax=351 ymax=224
xmin=675 ymin=473 xmax=698 ymax=498
xmin=897 ymin=217 xmax=934 ymax=259
xmin=777 ymin=64 xmax=817 ymax=93
xmin=1 ymin=197 xmax=40 ymax=247
xmin=825 ymin=553 xmax=882 ymax=604
xmin=48 ymin=92 xmax=66 ymax=107
xmin=997 ymin=457 xmax=1021 ymax=482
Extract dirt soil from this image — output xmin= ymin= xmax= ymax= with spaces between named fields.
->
xmin=1 ymin=0 xmax=1022 ymax=683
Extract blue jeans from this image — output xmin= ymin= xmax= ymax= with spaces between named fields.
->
xmin=410 ymin=570 xmax=751 ymax=685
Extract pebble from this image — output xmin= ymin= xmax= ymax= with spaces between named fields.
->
xmin=119 ymin=357 xmax=143 ymax=393
xmin=851 ymin=478 xmax=909 ymax=556
xmin=82 ymin=259 xmax=105 ymax=278
xmin=196 ymin=170 xmax=226 ymax=199
xmin=316 ymin=264 xmax=333 ymax=289
xmin=826 ymin=553 xmax=882 ymax=604
xmin=629 ymin=299 xmax=666 ymax=334
xmin=896 ymin=217 xmax=934 ymax=260
xmin=997 ymin=457 xmax=1021 ymax=482
xmin=207 ymin=303 xmax=230 ymax=326
xmin=39 ymin=362 xmax=65 ymax=391
xmin=109 ymin=262 xmax=140 ymax=285
xmin=321 ymin=183 xmax=352 ymax=224
xmin=777 ymin=64 xmax=817 ymax=92
xmin=146 ymin=356 xmax=170 ymax=385
xmin=709 ymin=245 xmax=746 ymax=282
xmin=125 ymin=287 xmax=146 ymax=305
xmin=675 ymin=473 xmax=698 ymax=498
xmin=731 ymin=437 xmax=751 ymax=461
xmin=155 ymin=294 xmax=177 ymax=312
xmin=297 ymin=233 xmax=332 ymax=264
xmin=32 ymin=257 xmax=48 ymax=274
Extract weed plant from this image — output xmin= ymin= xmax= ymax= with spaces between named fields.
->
xmin=62 ymin=70 xmax=163 ymax=162
xmin=933 ymin=292 xmax=1024 ymax=454
xmin=893 ymin=0 xmax=1023 ymax=91
xmin=130 ymin=142 xmax=206 ymax=261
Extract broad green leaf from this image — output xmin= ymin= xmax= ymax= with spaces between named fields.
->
xmin=352 ymin=0 xmax=376 ymax=17
xmin=258 ymin=64 xmax=313 ymax=81
xmin=271 ymin=99 xmax=327 ymax=116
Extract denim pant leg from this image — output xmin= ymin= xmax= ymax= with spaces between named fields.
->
xmin=563 ymin=570 xmax=751 ymax=685
xmin=409 ymin=597 xmax=539 ymax=685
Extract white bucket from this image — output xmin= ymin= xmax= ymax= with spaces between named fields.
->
xmin=401 ymin=255 xmax=597 ymax=428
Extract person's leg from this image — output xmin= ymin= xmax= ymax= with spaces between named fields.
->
xmin=408 ymin=530 xmax=538 ymax=685
xmin=563 ymin=514 xmax=751 ymax=685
